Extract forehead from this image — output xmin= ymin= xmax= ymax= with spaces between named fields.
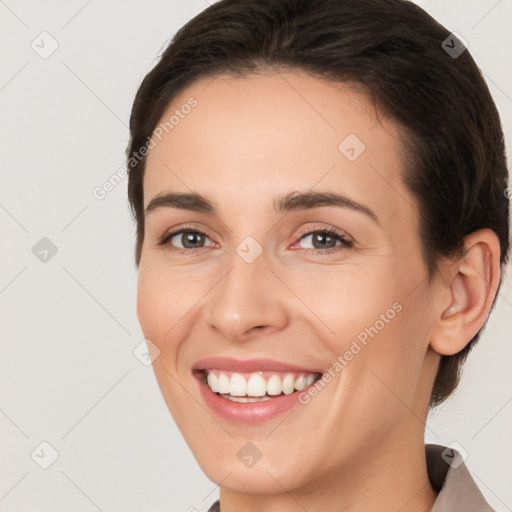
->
xmin=143 ymin=70 xmax=416 ymax=224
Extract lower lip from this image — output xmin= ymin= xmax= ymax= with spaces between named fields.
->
xmin=195 ymin=373 xmax=313 ymax=424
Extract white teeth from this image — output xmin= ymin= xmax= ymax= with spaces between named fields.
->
xmin=223 ymin=395 xmax=272 ymax=402
xmin=247 ymin=373 xmax=267 ymax=397
xmin=230 ymin=373 xmax=247 ymax=396
xmin=304 ymin=374 xmax=316 ymax=387
xmin=282 ymin=374 xmax=295 ymax=395
xmin=205 ymin=370 xmax=319 ymax=397
xmin=294 ymin=375 xmax=306 ymax=390
xmin=266 ymin=374 xmax=282 ymax=395
xmin=217 ymin=373 xmax=230 ymax=394
xmin=207 ymin=372 xmax=218 ymax=392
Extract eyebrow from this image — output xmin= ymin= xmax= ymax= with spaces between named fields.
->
xmin=145 ymin=190 xmax=380 ymax=224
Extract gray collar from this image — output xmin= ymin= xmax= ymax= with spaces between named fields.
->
xmin=427 ymin=443 xmax=494 ymax=511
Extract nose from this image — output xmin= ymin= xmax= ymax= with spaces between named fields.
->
xmin=202 ymin=250 xmax=289 ymax=342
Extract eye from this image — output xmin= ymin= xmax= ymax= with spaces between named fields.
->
xmin=157 ymin=225 xmax=353 ymax=256
xmin=158 ymin=227 xmax=215 ymax=254
xmin=295 ymin=227 xmax=353 ymax=254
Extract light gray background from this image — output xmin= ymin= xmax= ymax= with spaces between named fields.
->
xmin=0 ymin=1 xmax=510 ymax=511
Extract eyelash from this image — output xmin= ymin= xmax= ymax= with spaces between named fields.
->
xmin=157 ymin=224 xmax=354 ymax=256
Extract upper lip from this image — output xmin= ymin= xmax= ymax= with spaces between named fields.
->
xmin=191 ymin=356 xmax=322 ymax=374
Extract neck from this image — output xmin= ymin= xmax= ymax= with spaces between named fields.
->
xmin=217 ymin=426 xmax=438 ymax=512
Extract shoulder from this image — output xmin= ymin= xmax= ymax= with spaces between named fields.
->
xmin=426 ymin=444 xmax=495 ymax=512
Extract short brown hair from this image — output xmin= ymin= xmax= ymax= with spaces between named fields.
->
xmin=126 ymin=0 xmax=510 ymax=407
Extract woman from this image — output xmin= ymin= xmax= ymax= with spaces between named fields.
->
xmin=126 ymin=0 xmax=509 ymax=510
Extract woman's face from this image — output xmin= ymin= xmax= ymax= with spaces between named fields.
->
xmin=137 ymin=71 xmax=441 ymax=493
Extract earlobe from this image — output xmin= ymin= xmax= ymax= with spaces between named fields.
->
xmin=430 ymin=229 xmax=501 ymax=356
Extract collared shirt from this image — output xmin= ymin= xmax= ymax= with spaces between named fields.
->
xmin=207 ymin=444 xmax=495 ymax=511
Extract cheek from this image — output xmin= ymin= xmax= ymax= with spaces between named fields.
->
xmin=136 ymin=267 xmax=202 ymax=428
xmin=136 ymin=273 xmax=166 ymax=342
xmin=295 ymin=265 xmax=428 ymax=401
xmin=347 ymin=293 xmax=431 ymax=418
xmin=290 ymin=265 xmax=400 ymax=348
xmin=136 ymin=264 xmax=204 ymax=344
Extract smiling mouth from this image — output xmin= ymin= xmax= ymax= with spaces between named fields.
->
xmin=194 ymin=369 xmax=323 ymax=402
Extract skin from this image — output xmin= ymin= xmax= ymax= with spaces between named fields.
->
xmin=136 ymin=70 xmax=501 ymax=512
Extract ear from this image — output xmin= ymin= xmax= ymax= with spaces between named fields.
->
xmin=429 ymin=228 xmax=502 ymax=356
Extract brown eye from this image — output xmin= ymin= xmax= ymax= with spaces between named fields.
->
xmin=172 ymin=231 xmax=207 ymax=249
xmin=297 ymin=228 xmax=353 ymax=254
xmin=158 ymin=228 xmax=215 ymax=253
